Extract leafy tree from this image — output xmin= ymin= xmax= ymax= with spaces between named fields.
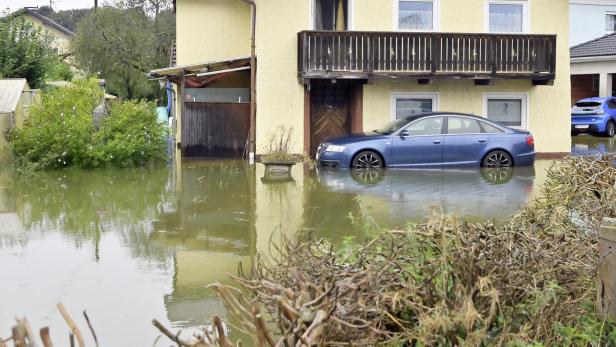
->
xmin=0 ymin=16 xmax=55 ymax=88
xmin=72 ymin=4 xmax=174 ymax=100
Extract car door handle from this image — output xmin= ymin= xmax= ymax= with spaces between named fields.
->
xmin=433 ymin=140 xmax=442 ymax=144
xmin=478 ymin=139 xmax=487 ymax=143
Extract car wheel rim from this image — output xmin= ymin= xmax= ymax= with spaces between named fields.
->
xmin=609 ymin=123 xmax=615 ymax=136
xmin=485 ymin=152 xmax=511 ymax=168
xmin=355 ymin=153 xmax=381 ymax=169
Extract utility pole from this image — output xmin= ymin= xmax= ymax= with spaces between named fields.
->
xmin=94 ymin=0 xmax=98 ymax=11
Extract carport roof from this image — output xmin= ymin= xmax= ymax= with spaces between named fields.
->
xmin=149 ymin=57 xmax=251 ymax=79
xmin=571 ymin=32 xmax=616 ymax=58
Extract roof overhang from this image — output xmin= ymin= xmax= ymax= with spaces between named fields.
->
xmin=149 ymin=57 xmax=251 ymax=79
xmin=571 ymin=55 xmax=616 ymax=63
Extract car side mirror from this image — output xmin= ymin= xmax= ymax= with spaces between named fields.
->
xmin=399 ymin=130 xmax=410 ymax=138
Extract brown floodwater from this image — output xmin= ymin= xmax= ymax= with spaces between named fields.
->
xmin=0 ymin=135 xmax=611 ymax=346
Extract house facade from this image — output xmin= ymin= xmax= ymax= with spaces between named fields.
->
xmin=570 ymin=0 xmax=616 ymax=47
xmin=17 ymin=8 xmax=75 ymax=55
xmin=153 ymin=0 xmax=571 ymax=158
xmin=569 ymin=1 xmax=616 ymax=104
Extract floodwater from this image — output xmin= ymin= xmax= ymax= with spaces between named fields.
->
xmin=0 ymin=135 xmax=611 ymax=346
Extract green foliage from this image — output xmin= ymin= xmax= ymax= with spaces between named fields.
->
xmin=8 ymin=79 xmax=168 ymax=170
xmin=0 ymin=15 xmax=55 ymax=88
xmin=72 ymin=5 xmax=175 ymax=100
xmin=91 ymin=100 xmax=168 ymax=168
xmin=45 ymin=56 xmax=74 ymax=81
xmin=9 ymin=79 xmax=102 ymax=170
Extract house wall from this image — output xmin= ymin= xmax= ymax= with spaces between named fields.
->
xmin=175 ymin=0 xmax=571 ymax=155
xmin=22 ymin=15 xmax=71 ymax=54
xmin=570 ymin=1 xmax=616 ymax=46
xmin=361 ymin=0 xmax=572 ymax=154
xmin=175 ymin=0 xmax=251 ymax=65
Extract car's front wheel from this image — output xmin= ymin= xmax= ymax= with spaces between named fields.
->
xmin=605 ymin=120 xmax=615 ymax=137
xmin=352 ymin=150 xmax=384 ymax=169
xmin=482 ymin=150 xmax=513 ymax=168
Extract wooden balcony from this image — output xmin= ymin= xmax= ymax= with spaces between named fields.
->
xmin=298 ymin=31 xmax=557 ymax=84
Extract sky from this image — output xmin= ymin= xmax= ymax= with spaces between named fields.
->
xmin=1 ymin=0 xmax=101 ymax=12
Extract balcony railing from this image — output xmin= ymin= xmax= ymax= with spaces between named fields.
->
xmin=298 ymin=31 xmax=557 ymax=82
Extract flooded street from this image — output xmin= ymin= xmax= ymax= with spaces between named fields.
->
xmin=0 ymin=135 xmax=612 ymax=345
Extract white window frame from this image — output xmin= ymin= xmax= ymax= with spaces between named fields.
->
xmin=394 ymin=0 xmax=440 ymax=32
xmin=484 ymin=0 xmax=530 ymax=34
xmin=606 ymin=12 xmax=616 ymax=34
xmin=391 ymin=92 xmax=439 ymax=121
xmin=309 ymin=0 xmax=354 ymax=30
xmin=482 ymin=93 xmax=529 ymax=130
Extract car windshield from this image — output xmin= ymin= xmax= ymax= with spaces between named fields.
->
xmin=374 ymin=118 xmax=412 ymax=135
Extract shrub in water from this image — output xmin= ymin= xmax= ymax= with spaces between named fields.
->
xmin=8 ymin=79 xmax=102 ymax=170
xmin=91 ymin=100 xmax=168 ymax=168
xmin=9 ymin=79 xmax=168 ymax=170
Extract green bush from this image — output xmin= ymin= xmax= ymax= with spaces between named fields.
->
xmin=9 ymin=79 xmax=102 ymax=170
xmin=91 ymin=100 xmax=168 ymax=168
xmin=8 ymin=79 xmax=168 ymax=170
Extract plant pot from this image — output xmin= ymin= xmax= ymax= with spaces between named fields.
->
xmin=262 ymin=161 xmax=296 ymax=181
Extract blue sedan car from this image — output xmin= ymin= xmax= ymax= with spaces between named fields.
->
xmin=316 ymin=113 xmax=535 ymax=169
xmin=571 ymin=97 xmax=616 ymax=137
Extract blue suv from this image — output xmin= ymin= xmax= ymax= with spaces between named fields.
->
xmin=571 ymin=97 xmax=616 ymax=137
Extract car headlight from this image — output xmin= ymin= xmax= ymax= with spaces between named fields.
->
xmin=325 ymin=145 xmax=346 ymax=153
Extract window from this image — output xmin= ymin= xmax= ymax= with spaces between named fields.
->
xmin=484 ymin=93 xmax=528 ymax=129
xmin=405 ymin=117 xmax=444 ymax=136
xmin=397 ymin=0 xmax=438 ymax=31
xmin=607 ymin=13 xmax=616 ymax=33
xmin=487 ymin=1 xmax=527 ymax=33
xmin=447 ymin=117 xmax=482 ymax=135
xmin=608 ymin=99 xmax=616 ymax=109
xmin=480 ymin=121 xmax=505 ymax=134
xmin=314 ymin=0 xmax=350 ymax=31
xmin=392 ymin=93 xmax=438 ymax=120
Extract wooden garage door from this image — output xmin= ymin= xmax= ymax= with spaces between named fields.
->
xmin=182 ymin=102 xmax=250 ymax=158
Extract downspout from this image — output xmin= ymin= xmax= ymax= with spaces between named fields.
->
xmin=241 ymin=0 xmax=257 ymax=163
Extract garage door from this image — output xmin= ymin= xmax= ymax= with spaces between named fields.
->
xmin=182 ymin=102 xmax=250 ymax=158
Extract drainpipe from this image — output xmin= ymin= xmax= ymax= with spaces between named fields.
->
xmin=241 ymin=0 xmax=257 ymax=163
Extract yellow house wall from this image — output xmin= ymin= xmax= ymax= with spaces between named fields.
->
xmin=176 ymin=0 xmax=571 ymax=154
xmin=357 ymin=0 xmax=571 ymax=153
xmin=175 ymin=0 xmax=250 ymax=65
xmin=22 ymin=15 xmax=72 ymax=54
xmin=254 ymin=0 xmax=310 ymax=154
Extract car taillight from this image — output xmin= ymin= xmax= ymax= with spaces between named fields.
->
xmin=526 ymin=135 xmax=534 ymax=146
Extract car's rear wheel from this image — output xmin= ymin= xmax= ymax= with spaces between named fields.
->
xmin=352 ymin=151 xmax=383 ymax=169
xmin=605 ymin=121 xmax=615 ymax=137
xmin=482 ymin=150 xmax=513 ymax=168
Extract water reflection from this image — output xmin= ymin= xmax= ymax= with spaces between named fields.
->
xmin=4 ymin=136 xmax=614 ymax=345
xmin=572 ymin=135 xmax=616 ymax=155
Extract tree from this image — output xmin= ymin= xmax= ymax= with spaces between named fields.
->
xmin=71 ymin=4 xmax=174 ymax=100
xmin=0 ymin=16 xmax=55 ymax=88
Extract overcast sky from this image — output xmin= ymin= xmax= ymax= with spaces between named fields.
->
xmin=1 ymin=0 xmax=107 ymax=12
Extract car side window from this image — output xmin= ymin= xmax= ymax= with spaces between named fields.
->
xmin=404 ymin=117 xmax=444 ymax=136
xmin=609 ymin=99 xmax=616 ymax=109
xmin=479 ymin=121 xmax=505 ymax=134
xmin=446 ymin=117 xmax=482 ymax=135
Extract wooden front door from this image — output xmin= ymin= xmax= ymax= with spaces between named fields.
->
xmin=310 ymin=84 xmax=351 ymax=156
